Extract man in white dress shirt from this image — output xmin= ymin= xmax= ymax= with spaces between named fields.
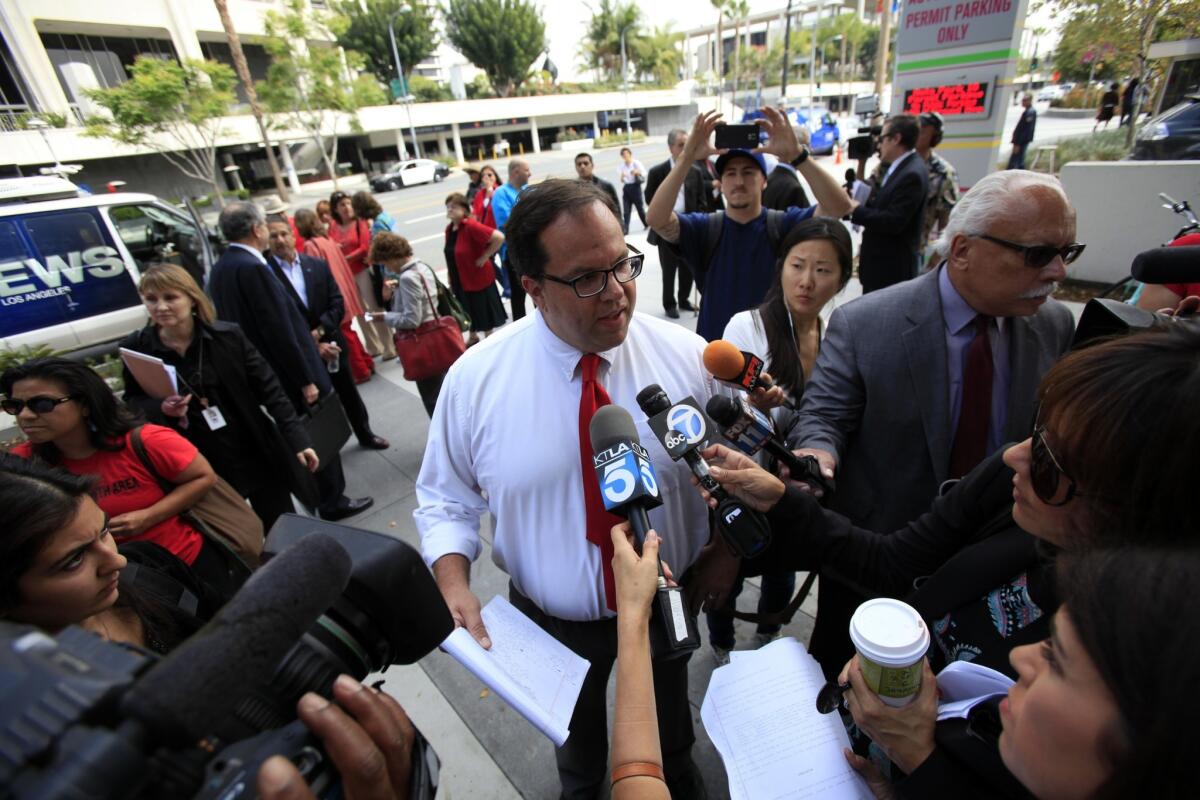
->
xmin=415 ymin=179 xmax=722 ymax=799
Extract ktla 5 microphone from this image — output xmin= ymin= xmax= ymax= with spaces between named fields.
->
xmin=589 ymin=404 xmax=699 ymax=657
xmin=636 ymin=384 xmax=772 ymax=559
xmin=703 ymin=339 xmax=798 ymax=412
xmin=1131 ymin=245 xmax=1200 ymax=286
xmin=705 ymin=395 xmax=834 ymax=494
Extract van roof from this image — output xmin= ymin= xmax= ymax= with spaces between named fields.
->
xmin=0 ymin=189 xmax=163 ymax=216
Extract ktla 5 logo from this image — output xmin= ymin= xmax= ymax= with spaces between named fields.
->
xmin=594 ymin=442 xmax=660 ymax=506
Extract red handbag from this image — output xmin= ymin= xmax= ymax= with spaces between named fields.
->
xmin=393 ymin=265 xmax=466 ymax=381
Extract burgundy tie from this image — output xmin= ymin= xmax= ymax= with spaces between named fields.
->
xmin=948 ymin=315 xmax=995 ymax=479
xmin=578 ymin=353 xmax=623 ymax=611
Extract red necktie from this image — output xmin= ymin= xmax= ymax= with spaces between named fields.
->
xmin=949 ymin=315 xmax=995 ymax=478
xmin=578 ymin=353 xmax=623 ymax=611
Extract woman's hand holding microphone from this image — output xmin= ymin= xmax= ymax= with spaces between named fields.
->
xmin=689 ymin=443 xmax=787 ymax=513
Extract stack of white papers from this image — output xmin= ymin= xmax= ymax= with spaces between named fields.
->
xmin=441 ymin=596 xmax=589 ymax=747
xmin=935 ymin=660 xmax=1015 ymax=721
xmin=701 ymin=638 xmax=873 ymax=800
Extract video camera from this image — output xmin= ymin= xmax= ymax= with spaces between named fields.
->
xmin=1071 ymin=245 xmax=1200 ymax=347
xmin=847 ymin=124 xmax=884 ymax=162
xmin=0 ymin=515 xmax=454 ymax=800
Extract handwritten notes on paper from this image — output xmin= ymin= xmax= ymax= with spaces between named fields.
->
xmin=441 ymin=596 xmax=589 ymax=746
xmin=702 ymin=638 xmax=873 ymax=800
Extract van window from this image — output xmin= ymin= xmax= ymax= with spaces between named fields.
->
xmin=107 ymin=203 xmax=208 ymax=288
xmin=0 ymin=209 xmax=139 ymax=340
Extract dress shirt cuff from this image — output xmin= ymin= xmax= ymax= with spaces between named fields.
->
xmin=419 ymin=520 xmax=484 ymax=569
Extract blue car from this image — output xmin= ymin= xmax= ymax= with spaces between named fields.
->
xmin=742 ymin=106 xmax=841 ymax=155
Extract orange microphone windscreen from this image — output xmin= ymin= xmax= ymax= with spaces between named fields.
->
xmin=703 ymin=339 xmax=746 ymax=380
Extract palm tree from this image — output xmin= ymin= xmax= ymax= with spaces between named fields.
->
xmin=213 ymin=0 xmax=289 ymax=200
xmin=725 ymin=0 xmax=750 ymax=112
xmin=711 ymin=0 xmax=728 ymax=105
xmin=635 ymin=25 xmax=684 ymax=85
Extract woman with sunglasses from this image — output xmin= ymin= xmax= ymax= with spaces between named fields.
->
xmin=1 ymin=358 xmax=242 ymax=599
xmin=690 ymin=326 xmax=1200 ymax=797
xmin=367 ymin=232 xmax=446 ymax=417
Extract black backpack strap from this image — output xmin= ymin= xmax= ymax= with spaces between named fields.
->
xmin=765 ymin=209 xmax=787 ymax=256
xmin=702 ymin=211 xmax=725 ymax=282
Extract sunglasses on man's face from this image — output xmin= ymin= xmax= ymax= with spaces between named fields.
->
xmin=1 ymin=395 xmax=75 ymax=415
xmin=974 ymin=234 xmax=1086 ymax=269
xmin=1030 ymin=424 xmax=1080 ymax=506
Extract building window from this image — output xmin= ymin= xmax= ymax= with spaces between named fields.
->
xmin=38 ymin=31 xmax=178 ymax=109
xmin=0 ymin=32 xmax=34 ymax=113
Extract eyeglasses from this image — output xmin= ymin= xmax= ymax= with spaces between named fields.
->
xmin=2 ymin=395 xmax=75 ymax=415
xmin=973 ymin=234 xmax=1086 ymax=269
xmin=542 ymin=244 xmax=644 ymax=298
xmin=1030 ymin=414 xmax=1080 ymax=506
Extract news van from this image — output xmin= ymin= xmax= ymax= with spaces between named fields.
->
xmin=0 ymin=177 xmax=216 ymax=357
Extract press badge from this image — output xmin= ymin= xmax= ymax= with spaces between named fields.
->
xmin=201 ymin=406 xmax=228 ymax=430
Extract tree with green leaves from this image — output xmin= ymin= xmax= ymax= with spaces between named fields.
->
xmin=259 ymin=0 xmax=386 ymax=189
xmin=84 ymin=56 xmax=236 ymax=205
xmin=329 ymin=0 xmax=438 ymax=90
xmin=443 ymin=0 xmax=547 ymax=98
xmin=726 ymin=0 xmax=751 ymax=106
xmin=1040 ymin=0 xmax=1200 ymax=145
xmin=633 ymin=25 xmax=684 ymax=86
xmin=580 ymin=0 xmax=643 ymax=83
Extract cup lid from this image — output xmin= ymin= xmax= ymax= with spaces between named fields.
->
xmin=849 ymin=598 xmax=930 ymax=666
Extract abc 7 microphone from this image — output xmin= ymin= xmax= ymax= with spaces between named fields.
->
xmin=705 ymin=395 xmax=834 ymax=494
xmin=636 ymin=384 xmax=772 ymax=559
xmin=589 ymin=405 xmax=700 ymax=658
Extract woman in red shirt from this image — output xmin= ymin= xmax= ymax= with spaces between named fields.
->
xmin=295 ymin=208 xmax=376 ymax=383
xmin=328 ymin=190 xmax=395 ymax=361
xmin=446 ymin=192 xmax=506 ymax=346
xmin=2 ymin=358 xmax=238 ymax=598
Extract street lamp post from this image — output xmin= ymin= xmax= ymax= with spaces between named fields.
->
xmin=781 ymin=0 xmax=794 ymax=102
xmin=27 ymin=118 xmax=81 ymax=181
xmin=388 ymin=12 xmax=420 ymax=160
xmin=620 ymin=29 xmax=633 ymax=146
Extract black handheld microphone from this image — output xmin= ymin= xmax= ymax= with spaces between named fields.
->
xmin=1131 ymin=245 xmax=1200 ymax=285
xmin=705 ymin=395 xmax=835 ymax=494
xmin=588 ymin=404 xmax=700 ymax=657
xmin=636 ymin=384 xmax=772 ymax=559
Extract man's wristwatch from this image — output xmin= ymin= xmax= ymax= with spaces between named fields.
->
xmin=790 ymin=147 xmax=810 ymax=167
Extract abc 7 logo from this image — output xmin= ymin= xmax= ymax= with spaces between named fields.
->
xmin=664 ymin=404 xmax=706 ymax=449
xmin=602 ymin=453 xmax=659 ymax=504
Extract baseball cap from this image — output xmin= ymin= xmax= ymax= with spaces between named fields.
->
xmin=715 ymin=149 xmax=768 ymax=177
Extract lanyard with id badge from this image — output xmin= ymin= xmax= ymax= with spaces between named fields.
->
xmin=178 ymin=334 xmax=227 ymax=431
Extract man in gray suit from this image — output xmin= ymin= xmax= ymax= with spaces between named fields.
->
xmin=789 ymin=169 xmax=1079 ymax=677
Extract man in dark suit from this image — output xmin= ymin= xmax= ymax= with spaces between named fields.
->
xmin=762 ymin=126 xmax=811 ymax=211
xmin=1008 ymin=94 xmax=1037 ymax=169
xmin=645 ymin=128 xmax=706 ymax=318
xmin=848 ymin=114 xmax=930 ymax=293
xmin=208 ymin=201 xmax=373 ymax=522
xmin=264 ymin=216 xmax=388 ymax=451
xmin=788 ymin=169 xmax=1078 ymax=678
xmin=573 ymin=152 xmax=621 ymax=212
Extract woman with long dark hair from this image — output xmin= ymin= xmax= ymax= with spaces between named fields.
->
xmin=119 ymin=263 xmax=318 ymax=532
xmin=294 ymin=208 xmax=376 ymax=383
xmin=328 ymin=190 xmax=395 ymax=361
xmin=445 ymin=191 xmax=506 ymax=347
xmin=2 ymin=357 xmax=239 ymax=597
xmin=706 ymin=218 xmax=852 ymax=663
xmin=0 ymin=453 xmax=213 ymax=652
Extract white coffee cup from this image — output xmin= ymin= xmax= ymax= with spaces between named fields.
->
xmin=849 ymin=598 xmax=931 ymax=707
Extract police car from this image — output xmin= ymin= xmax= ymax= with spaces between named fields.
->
xmin=0 ymin=177 xmax=216 ymax=358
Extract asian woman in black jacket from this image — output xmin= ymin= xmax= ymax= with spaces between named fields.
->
xmin=120 ymin=264 xmax=319 ymax=532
